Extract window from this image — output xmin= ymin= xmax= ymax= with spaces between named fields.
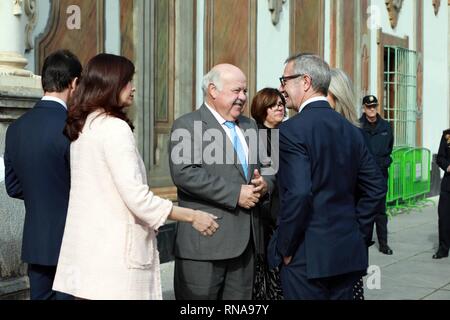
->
xmin=383 ymin=46 xmax=418 ymax=147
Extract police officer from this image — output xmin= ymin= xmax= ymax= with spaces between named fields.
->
xmin=359 ymin=95 xmax=394 ymax=255
xmin=434 ymin=129 xmax=450 ymax=259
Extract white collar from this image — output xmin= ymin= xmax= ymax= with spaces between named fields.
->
xmin=205 ymin=102 xmax=230 ymax=126
xmin=298 ymin=96 xmax=328 ymax=113
xmin=41 ymin=96 xmax=68 ymax=110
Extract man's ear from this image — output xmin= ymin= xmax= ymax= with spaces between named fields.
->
xmin=303 ymin=75 xmax=312 ymax=92
xmin=209 ymin=83 xmax=218 ymax=99
xmin=70 ymin=77 xmax=79 ymax=90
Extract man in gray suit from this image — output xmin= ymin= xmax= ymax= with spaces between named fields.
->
xmin=169 ymin=64 xmax=274 ymax=300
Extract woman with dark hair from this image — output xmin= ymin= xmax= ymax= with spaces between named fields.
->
xmin=52 ymin=53 xmax=218 ymax=300
xmin=250 ymin=88 xmax=285 ymax=300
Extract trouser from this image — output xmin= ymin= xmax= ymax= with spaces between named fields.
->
xmin=174 ymin=241 xmax=254 ymax=300
xmin=280 ymin=261 xmax=362 ymax=300
xmin=27 ymin=264 xmax=73 ymax=300
xmin=437 ymin=191 xmax=450 ymax=253
xmin=374 ymin=212 xmax=388 ymax=246
xmin=368 ymin=191 xmax=389 ymax=246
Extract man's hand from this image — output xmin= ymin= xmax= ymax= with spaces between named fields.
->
xmin=191 ymin=210 xmax=219 ymax=236
xmin=251 ymin=169 xmax=268 ymax=198
xmin=238 ymin=185 xmax=260 ymax=209
xmin=283 ymin=256 xmax=292 ymax=265
xmin=447 ymin=165 xmax=450 ymax=173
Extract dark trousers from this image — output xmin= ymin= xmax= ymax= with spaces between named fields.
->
xmin=373 ymin=212 xmax=388 ymax=246
xmin=174 ymin=241 xmax=254 ymax=300
xmin=369 ymin=194 xmax=389 ymax=246
xmin=27 ymin=264 xmax=73 ymax=300
xmin=280 ymin=263 xmax=361 ymax=300
xmin=438 ymin=191 xmax=450 ymax=253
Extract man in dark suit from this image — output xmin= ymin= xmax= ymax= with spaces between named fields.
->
xmin=359 ymin=95 xmax=394 ymax=255
xmin=4 ymin=50 xmax=82 ymax=300
xmin=268 ymin=53 xmax=386 ymax=300
xmin=169 ymin=64 xmax=274 ymax=299
xmin=434 ymin=129 xmax=450 ymax=259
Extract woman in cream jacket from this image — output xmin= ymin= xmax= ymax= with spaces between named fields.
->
xmin=52 ymin=53 xmax=218 ymax=300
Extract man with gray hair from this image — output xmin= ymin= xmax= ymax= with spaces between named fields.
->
xmin=268 ymin=53 xmax=386 ymax=299
xmin=169 ymin=63 xmax=274 ymax=299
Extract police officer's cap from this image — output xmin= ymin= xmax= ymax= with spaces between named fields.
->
xmin=362 ymin=95 xmax=379 ymax=106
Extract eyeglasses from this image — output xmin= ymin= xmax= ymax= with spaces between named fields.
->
xmin=279 ymin=73 xmax=305 ymax=87
xmin=269 ymin=101 xmax=285 ymax=110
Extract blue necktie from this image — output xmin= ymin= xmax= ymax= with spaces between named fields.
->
xmin=224 ymin=121 xmax=248 ymax=180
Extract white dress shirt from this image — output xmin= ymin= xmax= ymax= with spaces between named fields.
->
xmin=205 ymin=103 xmax=249 ymax=161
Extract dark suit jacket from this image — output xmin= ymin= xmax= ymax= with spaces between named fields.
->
xmin=4 ymin=100 xmax=70 ymax=266
xmin=359 ymin=114 xmax=394 ymax=178
xmin=437 ymin=129 xmax=450 ymax=192
xmin=169 ymin=104 xmax=274 ymax=260
xmin=270 ymin=100 xmax=386 ymax=279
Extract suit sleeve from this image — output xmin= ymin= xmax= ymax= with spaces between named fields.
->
xmin=355 ymin=140 xmax=387 ymax=245
xmin=276 ymin=128 xmax=313 ymax=257
xmin=436 ymin=134 xmax=450 ymax=172
xmin=4 ymin=132 xmax=24 ymax=200
xmin=103 ymin=119 xmax=173 ymax=230
xmin=169 ymin=117 xmax=241 ymax=210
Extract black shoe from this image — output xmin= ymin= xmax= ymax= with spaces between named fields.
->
xmin=432 ymin=250 xmax=449 ymax=259
xmin=379 ymin=245 xmax=393 ymax=255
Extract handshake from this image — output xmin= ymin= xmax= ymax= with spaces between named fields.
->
xmin=190 ymin=169 xmax=268 ymax=237
xmin=238 ymin=169 xmax=268 ymax=210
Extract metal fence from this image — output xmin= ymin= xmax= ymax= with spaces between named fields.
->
xmin=386 ymin=147 xmax=432 ymax=216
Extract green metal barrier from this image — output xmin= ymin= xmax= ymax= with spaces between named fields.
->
xmin=402 ymin=148 xmax=431 ymax=204
xmin=386 ymin=147 xmax=432 ymax=216
xmin=387 ymin=147 xmax=412 ymax=211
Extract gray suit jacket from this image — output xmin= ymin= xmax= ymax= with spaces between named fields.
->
xmin=169 ymin=104 xmax=274 ymax=260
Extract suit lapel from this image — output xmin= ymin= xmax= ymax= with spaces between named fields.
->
xmin=200 ymin=105 xmax=248 ymax=182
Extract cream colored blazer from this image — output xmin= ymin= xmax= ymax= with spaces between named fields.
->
xmin=53 ymin=112 xmax=173 ymax=300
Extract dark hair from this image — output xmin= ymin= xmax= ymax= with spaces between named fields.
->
xmin=250 ymin=88 xmax=286 ymax=125
xmin=41 ymin=50 xmax=82 ymax=93
xmin=64 ymin=53 xmax=135 ymax=141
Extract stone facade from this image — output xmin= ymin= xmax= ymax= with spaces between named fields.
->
xmin=0 ymin=0 xmax=42 ymax=300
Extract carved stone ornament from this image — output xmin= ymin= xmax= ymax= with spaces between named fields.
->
xmin=385 ymin=0 xmax=404 ymax=29
xmin=13 ymin=0 xmax=23 ymax=16
xmin=432 ymin=0 xmax=441 ymax=16
xmin=268 ymin=0 xmax=286 ymax=25
xmin=24 ymin=0 xmax=37 ymax=51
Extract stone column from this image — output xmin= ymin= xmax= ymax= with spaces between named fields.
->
xmin=0 ymin=0 xmax=34 ymax=77
xmin=0 ymin=0 xmax=42 ymax=300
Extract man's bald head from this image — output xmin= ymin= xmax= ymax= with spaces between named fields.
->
xmin=202 ymin=63 xmax=248 ymax=121
xmin=202 ymin=64 xmax=246 ymax=98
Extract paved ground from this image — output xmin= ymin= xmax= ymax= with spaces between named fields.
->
xmin=160 ymin=196 xmax=450 ymax=300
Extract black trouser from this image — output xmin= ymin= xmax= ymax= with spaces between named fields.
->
xmin=27 ymin=264 xmax=73 ymax=300
xmin=437 ymin=191 xmax=450 ymax=253
xmin=368 ymin=194 xmax=389 ymax=247
xmin=374 ymin=211 xmax=388 ymax=246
